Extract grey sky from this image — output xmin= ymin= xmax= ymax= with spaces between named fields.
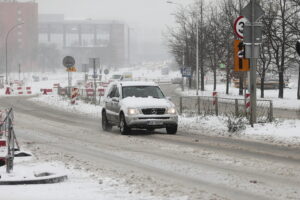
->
xmin=37 ymin=0 xmax=193 ymax=27
xmin=26 ymin=0 xmax=194 ymax=61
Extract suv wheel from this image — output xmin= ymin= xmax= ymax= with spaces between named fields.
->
xmin=120 ymin=114 xmax=131 ymax=135
xmin=166 ymin=125 xmax=177 ymax=134
xmin=102 ymin=111 xmax=112 ymax=131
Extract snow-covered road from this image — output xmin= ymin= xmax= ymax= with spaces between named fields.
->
xmin=1 ymin=96 xmax=300 ymax=200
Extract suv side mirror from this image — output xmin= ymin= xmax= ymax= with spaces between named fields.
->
xmin=166 ymin=96 xmax=172 ymax=101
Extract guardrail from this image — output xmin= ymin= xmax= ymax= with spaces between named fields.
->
xmin=171 ymin=96 xmax=273 ymax=123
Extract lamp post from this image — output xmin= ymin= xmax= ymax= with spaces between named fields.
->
xmin=5 ymin=22 xmax=24 ymax=85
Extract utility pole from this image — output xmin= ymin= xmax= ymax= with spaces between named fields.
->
xmin=200 ymin=0 xmax=204 ymax=91
xmin=242 ymin=0 xmax=264 ymax=126
xmin=196 ymin=15 xmax=199 ymax=95
xmin=182 ymin=50 xmax=185 ymax=91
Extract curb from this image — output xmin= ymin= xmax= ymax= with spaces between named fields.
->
xmin=0 ymin=174 xmax=68 ymax=185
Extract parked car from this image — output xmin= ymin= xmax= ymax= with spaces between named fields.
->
xmin=102 ymin=81 xmax=178 ymax=135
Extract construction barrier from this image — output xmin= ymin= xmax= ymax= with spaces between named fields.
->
xmin=41 ymin=88 xmax=53 ymax=95
xmin=71 ymin=88 xmax=79 ymax=105
xmin=98 ymin=88 xmax=105 ymax=96
xmin=26 ymin=87 xmax=32 ymax=95
xmin=17 ymin=87 xmax=23 ymax=95
xmin=86 ymin=88 xmax=94 ymax=97
xmin=5 ymin=87 xmax=11 ymax=95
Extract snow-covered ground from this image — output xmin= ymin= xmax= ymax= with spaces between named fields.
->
xmin=0 ymin=157 xmax=176 ymax=200
xmin=28 ymin=92 xmax=300 ymax=146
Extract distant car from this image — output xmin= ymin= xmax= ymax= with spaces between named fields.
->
xmin=32 ymin=76 xmax=39 ymax=82
xmin=109 ymin=74 xmax=122 ymax=82
xmin=102 ymin=81 xmax=178 ymax=135
xmin=42 ymin=77 xmax=48 ymax=81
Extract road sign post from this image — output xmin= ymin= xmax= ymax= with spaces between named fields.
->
xmin=63 ymin=56 xmax=76 ymax=97
xmin=89 ymin=58 xmax=100 ymax=105
xmin=242 ymin=0 xmax=264 ymax=126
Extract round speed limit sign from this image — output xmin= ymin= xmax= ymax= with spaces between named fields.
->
xmin=234 ymin=16 xmax=247 ymax=39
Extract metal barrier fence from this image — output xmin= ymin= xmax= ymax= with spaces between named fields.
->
xmin=57 ymin=87 xmax=104 ymax=105
xmin=171 ymin=96 xmax=273 ymax=123
xmin=0 ymin=108 xmax=19 ymax=173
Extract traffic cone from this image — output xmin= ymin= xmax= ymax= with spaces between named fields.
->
xmin=5 ymin=87 xmax=11 ymax=95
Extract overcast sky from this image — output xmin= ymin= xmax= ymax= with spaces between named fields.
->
xmin=36 ymin=0 xmax=194 ymax=36
xmin=31 ymin=0 xmax=195 ymax=60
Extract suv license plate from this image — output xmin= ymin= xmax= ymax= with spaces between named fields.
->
xmin=148 ymin=121 xmax=163 ymax=125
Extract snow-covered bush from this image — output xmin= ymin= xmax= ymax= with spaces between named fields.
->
xmin=225 ymin=114 xmax=247 ymax=134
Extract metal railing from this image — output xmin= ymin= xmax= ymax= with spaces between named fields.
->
xmin=172 ymin=96 xmax=273 ymax=123
xmin=0 ymin=108 xmax=19 ymax=173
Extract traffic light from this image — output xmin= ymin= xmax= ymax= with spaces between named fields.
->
xmin=234 ymin=40 xmax=250 ymax=72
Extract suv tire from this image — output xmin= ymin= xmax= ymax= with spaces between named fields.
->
xmin=120 ymin=114 xmax=131 ymax=135
xmin=102 ymin=111 xmax=112 ymax=131
xmin=166 ymin=125 xmax=177 ymax=134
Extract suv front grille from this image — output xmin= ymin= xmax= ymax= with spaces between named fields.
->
xmin=142 ymin=108 xmax=165 ymax=115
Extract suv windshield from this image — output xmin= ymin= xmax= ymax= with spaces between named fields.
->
xmin=122 ymin=86 xmax=165 ymax=99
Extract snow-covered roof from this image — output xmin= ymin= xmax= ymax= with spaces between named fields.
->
xmin=119 ymin=81 xmax=158 ymax=87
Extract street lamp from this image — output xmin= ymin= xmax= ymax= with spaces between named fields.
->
xmin=5 ymin=22 xmax=24 ymax=85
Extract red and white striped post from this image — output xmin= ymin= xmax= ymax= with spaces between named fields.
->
xmin=212 ymin=91 xmax=218 ymax=105
xmin=71 ymin=88 xmax=79 ymax=105
xmin=245 ymin=93 xmax=251 ymax=113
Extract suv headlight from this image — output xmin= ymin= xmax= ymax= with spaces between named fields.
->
xmin=167 ymin=107 xmax=177 ymax=114
xmin=128 ymin=108 xmax=140 ymax=115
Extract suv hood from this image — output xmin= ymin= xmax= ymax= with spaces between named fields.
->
xmin=121 ymin=97 xmax=173 ymax=108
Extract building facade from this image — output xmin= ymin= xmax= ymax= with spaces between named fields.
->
xmin=0 ymin=0 xmax=38 ymax=73
xmin=39 ymin=14 xmax=129 ymax=70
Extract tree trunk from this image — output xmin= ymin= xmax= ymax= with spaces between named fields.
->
xmin=297 ymin=66 xmax=300 ymax=99
xmin=278 ymin=70 xmax=284 ymax=98
xmin=260 ymin=76 xmax=265 ymax=98
xmin=213 ymin=67 xmax=217 ymax=91
xmin=189 ymin=77 xmax=192 ymax=88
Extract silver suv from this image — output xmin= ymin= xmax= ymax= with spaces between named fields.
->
xmin=102 ymin=81 xmax=178 ymax=135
